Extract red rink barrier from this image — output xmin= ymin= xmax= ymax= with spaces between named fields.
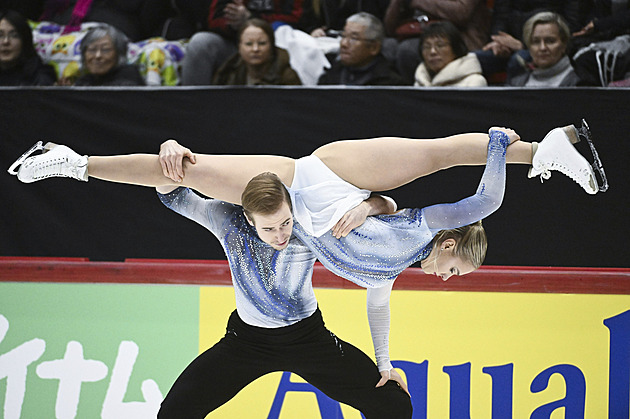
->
xmin=1 ymin=257 xmax=628 ymax=294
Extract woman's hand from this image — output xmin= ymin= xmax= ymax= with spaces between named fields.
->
xmin=489 ymin=127 xmax=520 ymax=144
xmin=331 ymin=201 xmax=370 ymax=238
xmin=159 ymin=139 xmax=197 ymax=182
xmin=375 ymin=368 xmax=410 ymax=396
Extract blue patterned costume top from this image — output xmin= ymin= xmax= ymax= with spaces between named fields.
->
xmin=159 ymin=189 xmax=318 ymax=328
xmin=292 ymin=130 xmax=510 ymax=288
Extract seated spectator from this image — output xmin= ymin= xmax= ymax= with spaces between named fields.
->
xmin=309 ymin=0 xmax=397 ymax=61
xmin=180 ymin=0 xmax=318 ymax=85
xmin=213 ymin=18 xmax=301 ymax=85
xmin=414 ymin=21 xmax=486 ymax=86
xmin=573 ymin=0 xmax=630 ymax=40
xmin=506 ymin=12 xmax=579 ymax=87
xmin=569 ymin=1 xmax=630 ymax=85
xmin=58 ymin=24 xmax=145 ymax=86
xmin=318 ymin=12 xmax=405 ymax=85
xmin=384 ymin=0 xmax=491 ymax=84
xmin=0 ymin=9 xmax=56 ymax=86
xmin=474 ymin=0 xmax=582 ymax=81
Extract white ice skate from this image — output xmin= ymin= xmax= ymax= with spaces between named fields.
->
xmin=8 ymin=141 xmax=88 ymax=183
xmin=528 ymin=120 xmax=607 ymax=194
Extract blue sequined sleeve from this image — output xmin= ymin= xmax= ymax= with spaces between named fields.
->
xmin=421 ymin=129 xmax=510 ymax=232
xmin=157 ymin=187 xmax=232 ymax=235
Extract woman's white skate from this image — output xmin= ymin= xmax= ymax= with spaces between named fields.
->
xmin=529 ymin=119 xmax=608 ymax=194
xmin=7 ymin=141 xmax=88 ymax=183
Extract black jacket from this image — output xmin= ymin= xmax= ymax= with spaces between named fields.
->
xmin=318 ymin=54 xmax=406 ymax=86
xmin=0 ymin=55 xmax=56 ymax=86
xmin=74 ymin=64 xmax=146 ymax=86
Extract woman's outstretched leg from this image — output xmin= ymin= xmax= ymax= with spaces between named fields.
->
xmin=9 ymin=140 xmax=296 ymax=205
xmin=312 ymin=132 xmax=532 ymax=191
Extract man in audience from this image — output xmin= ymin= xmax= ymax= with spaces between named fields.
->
xmin=318 ymin=12 xmax=405 ymax=85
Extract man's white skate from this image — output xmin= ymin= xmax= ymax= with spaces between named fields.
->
xmin=7 ymin=141 xmax=88 ymax=183
xmin=529 ymin=119 xmax=608 ymax=194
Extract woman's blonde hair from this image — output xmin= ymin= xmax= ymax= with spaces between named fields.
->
xmin=432 ymin=220 xmax=487 ymax=269
xmin=522 ymin=11 xmax=571 ymax=49
xmin=241 ymin=172 xmax=292 ymax=221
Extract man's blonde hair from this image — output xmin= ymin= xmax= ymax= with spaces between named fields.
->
xmin=241 ymin=172 xmax=292 ymax=221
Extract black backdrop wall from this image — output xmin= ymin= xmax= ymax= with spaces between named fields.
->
xmin=1 ymin=87 xmax=628 ymax=267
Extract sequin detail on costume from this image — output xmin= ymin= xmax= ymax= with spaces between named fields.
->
xmin=294 ymin=130 xmax=508 ymax=287
xmin=159 ymin=188 xmax=318 ymax=328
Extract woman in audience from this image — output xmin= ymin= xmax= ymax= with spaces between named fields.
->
xmin=414 ymin=21 xmax=487 ymax=87
xmin=506 ymin=12 xmax=580 ymax=87
xmin=58 ymin=24 xmax=145 ymax=86
xmin=0 ymin=9 xmax=56 ymax=86
xmin=213 ymin=18 xmax=302 ymax=86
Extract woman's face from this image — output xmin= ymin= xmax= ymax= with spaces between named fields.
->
xmin=84 ymin=35 xmax=117 ymax=76
xmin=420 ymin=239 xmax=476 ymax=281
xmin=0 ymin=19 xmax=23 ymax=67
xmin=239 ymin=26 xmax=272 ymax=68
xmin=421 ymin=35 xmax=456 ymax=74
xmin=529 ymin=23 xmax=566 ymax=69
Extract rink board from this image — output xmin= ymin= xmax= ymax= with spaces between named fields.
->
xmin=1 ymin=258 xmax=629 ymax=418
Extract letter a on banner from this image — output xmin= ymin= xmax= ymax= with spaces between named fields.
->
xmin=267 ymin=371 xmax=343 ymax=418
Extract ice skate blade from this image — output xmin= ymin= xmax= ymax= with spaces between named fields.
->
xmin=578 ymin=119 xmax=608 ymax=193
xmin=7 ymin=141 xmax=44 ymax=175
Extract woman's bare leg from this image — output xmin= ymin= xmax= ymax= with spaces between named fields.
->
xmin=88 ymin=154 xmax=295 ymax=204
xmin=312 ymin=134 xmax=533 ymax=191
xmin=87 ymin=132 xmax=530 ymax=201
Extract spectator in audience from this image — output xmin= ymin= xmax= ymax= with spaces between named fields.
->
xmin=213 ymin=18 xmax=301 ymax=85
xmin=58 ymin=24 xmax=145 ymax=86
xmin=414 ymin=21 xmax=486 ymax=87
xmin=506 ymin=12 xmax=579 ymax=87
xmin=570 ymin=0 xmax=630 ymax=86
xmin=309 ymin=0 xmax=397 ymax=61
xmin=474 ymin=0 xmax=582 ymax=81
xmin=384 ymin=0 xmax=491 ymax=84
xmin=318 ymin=12 xmax=405 ymax=85
xmin=180 ymin=0 xmax=318 ymax=85
xmin=573 ymin=0 xmax=630 ymax=40
xmin=0 ymin=8 xmax=56 ymax=86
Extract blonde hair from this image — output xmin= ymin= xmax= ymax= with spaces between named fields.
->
xmin=522 ymin=11 xmax=571 ymax=49
xmin=241 ymin=172 xmax=292 ymax=221
xmin=432 ymin=220 xmax=487 ymax=269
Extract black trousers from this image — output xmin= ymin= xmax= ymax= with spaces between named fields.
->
xmin=158 ymin=308 xmax=412 ymax=418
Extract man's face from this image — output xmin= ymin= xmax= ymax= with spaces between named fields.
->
xmin=246 ymin=201 xmax=293 ymax=250
xmin=339 ymin=21 xmax=380 ymax=68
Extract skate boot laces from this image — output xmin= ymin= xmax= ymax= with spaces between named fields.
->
xmin=530 ymin=122 xmax=599 ymax=194
xmin=8 ymin=141 xmax=88 ymax=183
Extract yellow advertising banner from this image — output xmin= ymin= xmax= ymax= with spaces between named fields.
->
xmin=200 ymin=286 xmax=630 ymax=418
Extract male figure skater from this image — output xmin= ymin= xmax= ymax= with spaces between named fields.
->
xmin=155 ymin=176 xmax=411 ymax=418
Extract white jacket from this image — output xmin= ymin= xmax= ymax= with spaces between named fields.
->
xmin=414 ymin=52 xmax=487 ymax=87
